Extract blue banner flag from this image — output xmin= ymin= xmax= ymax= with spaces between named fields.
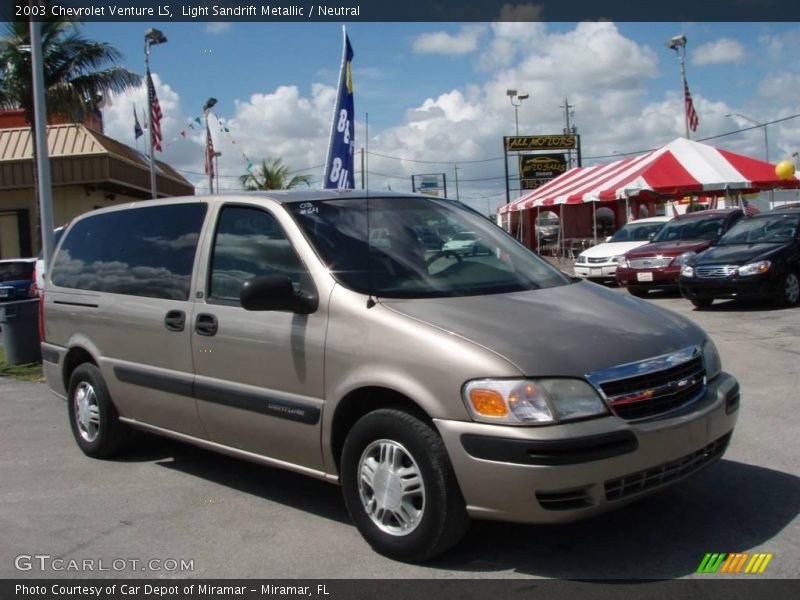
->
xmin=133 ymin=104 xmax=143 ymax=139
xmin=323 ymin=29 xmax=355 ymax=189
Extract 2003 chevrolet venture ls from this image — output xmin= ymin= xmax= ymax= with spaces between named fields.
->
xmin=41 ymin=191 xmax=739 ymax=562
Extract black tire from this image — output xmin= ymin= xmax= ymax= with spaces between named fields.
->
xmin=628 ymin=287 xmax=648 ymax=298
xmin=67 ymin=363 xmax=130 ymax=458
xmin=691 ymin=298 xmax=713 ymax=309
xmin=340 ymin=409 xmax=470 ymax=562
xmin=776 ymin=271 xmax=800 ymax=307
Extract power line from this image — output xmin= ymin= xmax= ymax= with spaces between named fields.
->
xmin=366 ymin=150 xmax=504 ymax=165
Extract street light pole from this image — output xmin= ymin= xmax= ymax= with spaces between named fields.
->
xmin=214 ymin=151 xmax=222 ymax=194
xmin=144 ymin=28 xmax=167 ymax=199
xmin=203 ymin=98 xmax=218 ymax=193
xmin=665 ymin=35 xmax=690 ymax=139
xmin=506 ymin=89 xmax=529 ymax=135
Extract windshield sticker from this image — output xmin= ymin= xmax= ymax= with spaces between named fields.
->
xmin=297 ymin=202 xmax=319 ymax=216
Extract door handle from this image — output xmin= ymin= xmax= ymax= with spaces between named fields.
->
xmin=164 ymin=310 xmax=186 ymax=332
xmin=195 ymin=313 xmax=218 ymax=336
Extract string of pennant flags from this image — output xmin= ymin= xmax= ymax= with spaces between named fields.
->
xmin=139 ymin=107 xmax=258 ymax=176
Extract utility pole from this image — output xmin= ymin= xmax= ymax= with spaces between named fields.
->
xmin=561 ymin=98 xmax=576 ymax=168
xmin=360 ymin=147 xmax=365 ymax=189
xmin=454 ymin=165 xmax=460 ymax=200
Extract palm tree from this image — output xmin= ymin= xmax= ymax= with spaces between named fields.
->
xmin=0 ymin=12 xmax=141 ymax=251
xmin=240 ymin=158 xmax=312 ymax=190
xmin=0 ymin=16 xmax=141 ymax=126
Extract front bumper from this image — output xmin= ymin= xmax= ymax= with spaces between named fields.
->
xmin=680 ymin=274 xmax=777 ymax=302
xmin=434 ymin=372 xmax=738 ymax=524
xmin=616 ymin=265 xmax=681 ymax=289
xmin=574 ymin=263 xmax=618 ymax=280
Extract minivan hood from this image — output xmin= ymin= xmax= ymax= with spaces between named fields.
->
xmin=382 ymin=281 xmax=704 ymax=377
xmin=626 ymin=240 xmax=710 ymax=258
xmin=695 ymin=242 xmax=788 ymax=265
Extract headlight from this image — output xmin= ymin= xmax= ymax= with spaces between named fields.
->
xmin=672 ymin=251 xmax=696 ymax=266
xmin=702 ymin=339 xmax=722 ymax=381
xmin=463 ymin=378 xmax=608 ymax=425
xmin=611 ymin=255 xmax=626 ymax=264
xmin=576 ymin=253 xmax=587 ymax=264
xmin=681 ymin=265 xmax=695 ymax=278
xmin=738 ymin=260 xmax=771 ymax=276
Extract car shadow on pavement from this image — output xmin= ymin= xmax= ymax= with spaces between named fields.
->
xmin=694 ymin=299 xmax=798 ymax=313
xmin=428 ymin=459 xmax=799 ymax=578
xmin=139 ymin=435 xmax=351 ymax=525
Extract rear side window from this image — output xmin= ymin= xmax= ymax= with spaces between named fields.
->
xmin=51 ymin=203 xmax=207 ymax=300
xmin=0 ymin=262 xmax=34 ymax=281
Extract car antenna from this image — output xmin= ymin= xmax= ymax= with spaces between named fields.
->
xmin=365 ymin=111 xmax=377 ymax=309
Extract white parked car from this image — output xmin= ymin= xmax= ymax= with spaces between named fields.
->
xmin=442 ymin=231 xmax=491 ymax=256
xmin=34 ymin=226 xmax=65 ymax=295
xmin=574 ymin=216 xmax=671 ymax=281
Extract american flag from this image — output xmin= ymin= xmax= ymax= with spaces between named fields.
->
xmin=204 ymin=121 xmax=215 ymax=178
xmin=684 ymin=81 xmax=699 ymax=132
xmin=147 ymin=71 xmax=163 ymax=152
xmin=742 ymin=198 xmax=760 ymax=216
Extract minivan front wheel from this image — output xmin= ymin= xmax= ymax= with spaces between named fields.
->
xmin=340 ymin=409 xmax=469 ymax=562
xmin=68 ymin=364 xmax=129 ymax=458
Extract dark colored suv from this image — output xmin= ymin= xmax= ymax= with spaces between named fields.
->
xmin=679 ymin=210 xmax=800 ymax=308
xmin=0 ymin=258 xmax=36 ymax=301
xmin=616 ymin=209 xmax=744 ymax=296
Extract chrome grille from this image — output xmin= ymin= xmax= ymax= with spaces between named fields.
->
xmin=627 ymin=257 xmax=672 ymax=269
xmin=587 ymin=256 xmax=610 ymax=264
xmin=696 ymin=265 xmax=738 ymax=278
xmin=587 ymin=346 xmax=706 ymax=421
xmin=605 ymin=433 xmax=730 ymax=501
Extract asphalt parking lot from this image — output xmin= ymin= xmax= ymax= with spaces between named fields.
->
xmin=1 ymin=287 xmax=798 ymax=580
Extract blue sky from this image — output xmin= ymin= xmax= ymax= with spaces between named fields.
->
xmin=81 ymin=21 xmax=800 ymax=213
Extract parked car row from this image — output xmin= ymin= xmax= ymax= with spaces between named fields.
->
xmin=574 ymin=207 xmax=800 ymax=309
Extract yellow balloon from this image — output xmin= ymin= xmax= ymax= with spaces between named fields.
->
xmin=775 ymin=160 xmax=796 ymax=180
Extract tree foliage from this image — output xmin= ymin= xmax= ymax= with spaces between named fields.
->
xmin=240 ymin=158 xmax=312 ymax=191
xmin=0 ymin=14 xmax=141 ymax=125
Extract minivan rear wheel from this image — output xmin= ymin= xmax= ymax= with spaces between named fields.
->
xmin=340 ymin=408 xmax=470 ymax=562
xmin=68 ymin=364 xmax=129 ymax=458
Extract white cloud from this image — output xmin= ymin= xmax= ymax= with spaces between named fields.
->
xmin=692 ymin=38 xmax=745 ymax=66
xmin=99 ymin=23 xmax=800 ymax=214
xmin=205 ymin=22 xmax=232 ymax=34
xmin=412 ymin=26 xmax=485 ymax=55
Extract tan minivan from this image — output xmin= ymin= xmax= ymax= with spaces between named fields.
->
xmin=42 ymin=191 xmax=740 ymax=562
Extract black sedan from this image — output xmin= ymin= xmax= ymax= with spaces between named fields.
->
xmin=679 ymin=210 xmax=800 ymax=308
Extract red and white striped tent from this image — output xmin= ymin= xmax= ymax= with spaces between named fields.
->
xmin=499 ymin=137 xmax=800 ymax=214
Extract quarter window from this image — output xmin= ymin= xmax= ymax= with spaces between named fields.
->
xmin=209 ymin=206 xmax=307 ymax=302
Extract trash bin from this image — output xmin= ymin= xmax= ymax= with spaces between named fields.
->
xmin=0 ymin=298 xmax=41 ymax=365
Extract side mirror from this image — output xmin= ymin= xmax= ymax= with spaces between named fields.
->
xmin=604 ymin=236 xmax=612 ymax=243
xmin=240 ymin=275 xmax=318 ymax=314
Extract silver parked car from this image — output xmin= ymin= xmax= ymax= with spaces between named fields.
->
xmin=41 ymin=191 xmax=739 ymax=562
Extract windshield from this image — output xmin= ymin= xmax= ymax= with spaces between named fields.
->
xmin=609 ymin=221 xmax=667 ymax=243
xmin=654 ymin=216 xmax=727 ymax=242
xmin=288 ymin=196 xmax=570 ymax=298
xmin=718 ymin=214 xmax=799 ymax=245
